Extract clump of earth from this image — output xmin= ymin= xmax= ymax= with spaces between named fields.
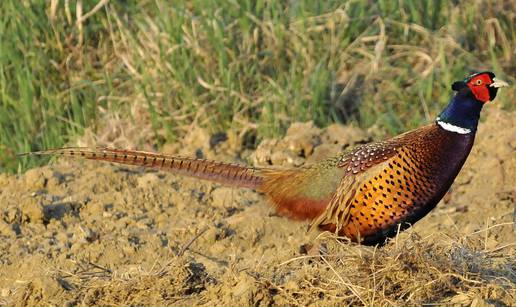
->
xmin=0 ymin=108 xmax=514 ymax=305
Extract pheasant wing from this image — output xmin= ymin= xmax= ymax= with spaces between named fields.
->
xmin=309 ymin=138 xmax=406 ymax=235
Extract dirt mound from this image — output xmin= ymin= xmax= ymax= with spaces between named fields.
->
xmin=0 ymin=109 xmax=514 ymax=305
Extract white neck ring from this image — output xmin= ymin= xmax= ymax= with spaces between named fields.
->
xmin=436 ymin=120 xmax=471 ymax=134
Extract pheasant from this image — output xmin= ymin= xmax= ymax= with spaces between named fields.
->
xmin=23 ymin=71 xmax=508 ymax=245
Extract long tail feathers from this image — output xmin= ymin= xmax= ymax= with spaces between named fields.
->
xmin=21 ymin=147 xmax=334 ymax=222
xmin=20 ymin=147 xmax=264 ymax=189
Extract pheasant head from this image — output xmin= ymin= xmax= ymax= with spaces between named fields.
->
xmin=437 ymin=71 xmax=508 ymax=134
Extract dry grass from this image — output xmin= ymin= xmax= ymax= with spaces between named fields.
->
xmin=22 ymin=225 xmax=513 ymax=306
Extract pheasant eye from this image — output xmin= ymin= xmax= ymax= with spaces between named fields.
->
xmin=475 ymin=79 xmax=482 ymax=86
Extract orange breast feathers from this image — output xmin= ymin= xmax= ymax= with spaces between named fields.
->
xmin=342 ymin=147 xmax=438 ymax=241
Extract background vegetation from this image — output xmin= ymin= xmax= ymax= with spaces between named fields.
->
xmin=1 ymin=0 xmax=514 ymax=172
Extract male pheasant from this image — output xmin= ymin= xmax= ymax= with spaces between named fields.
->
xmin=24 ymin=71 xmax=508 ymax=245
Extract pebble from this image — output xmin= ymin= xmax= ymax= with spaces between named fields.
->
xmin=24 ymin=168 xmax=53 ymax=190
xmin=3 ymin=207 xmax=20 ymax=223
xmin=210 ymin=187 xmax=235 ymax=207
xmin=137 ymin=173 xmax=159 ymax=189
xmin=0 ymin=173 xmax=10 ymax=188
xmin=307 ymin=143 xmax=341 ymax=163
xmin=0 ymin=221 xmax=15 ymax=238
xmin=55 ymin=232 xmax=69 ymax=245
xmin=1 ymin=288 xmax=10 ymax=298
xmin=72 ymin=226 xmax=98 ymax=244
xmin=324 ymin=124 xmax=369 ymax=145
xmin=20 ymin=197 xmax=45 ymax=223
xmin=70 ymin=242 xmax=86 ymax=254
xmin=155 ymin=213 xmax=169 ymax=227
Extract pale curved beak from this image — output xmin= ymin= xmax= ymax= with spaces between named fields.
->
xmin=490 ymin=78 xmax=509 ymax=88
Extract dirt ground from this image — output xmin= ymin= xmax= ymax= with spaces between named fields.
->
xmin=0 ymin=108 xmax=514 ymax=306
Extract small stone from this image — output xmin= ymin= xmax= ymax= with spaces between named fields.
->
xmin=155 ymin=213 xmax=169 ymax=227
xmin=24 ymin=169 xmax=46 ymax=190
xmin=285 ymin=121 xmax=321 ymax=138
xmin=24 ymin=168 xmax=53 ymax=190
xmin=122 ymin=245 xmax=136 ymax=256
xmin=284 ymin=122 xmax=321 ymax=157
xmin=0 ymin=173 xmax=10 ymax=188
xmin=324 ymin=124 xmax=369 ymax=146
xmin=178 ymin=126 xmax=211 ymax=156
xmin=283 ymin=280 xmax=299 ymax=291
xmin=1 ymin=288 xmax=10 ymax=297
xmin=270 ymin=150 xmax=304 ymax=167
xmin=203 ymin=228 xmax=218 ymax=244
xmin=308 ymin=144 xmax=341 ymax=163
xmin=20 ymin=197 xmax=45 ymax=223
xmin=284 ymin=151 xmax=305 ymax=166
xmin=55 ymin=232 xmax=69 ymax=244
xmin=37 ymin=275 xmax=64 ymax=298
xmin=72 ymin=226 xmax=98 ymax=244
xmin=137 ymin=173 xmax=159 ymax=188
xmin=232 ymin=272 xmax=254 ymax=297
xmin=251 ymin=139 xmax=278 ymax=166
xmin=299 ymin=242 xmax=327 ymax=256
xmin=0 ymin=221 xmax=15 ymax=238
xmin=46 ymin=171 xmax=65 ymax=190
xmin=42 ymin=230 xmax=54 ymax=239
xmin=211 ymin=187 xmax=235 ymax=207
xmin=4 ymin=207 xmax=20 ymax=223
xmin=449 ymin=293 xmax=471 ymax=305
xmin=70 ymin=241 xmax=86 ymax=254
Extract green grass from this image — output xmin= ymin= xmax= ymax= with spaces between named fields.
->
xmin=1 ymin=0 xmax=514 ymax=173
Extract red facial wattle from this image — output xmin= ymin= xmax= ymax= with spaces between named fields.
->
xmin=467 ymin=74 xmax=493 ymax=103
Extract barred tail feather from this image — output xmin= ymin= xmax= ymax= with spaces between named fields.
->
xmin=22 ymin=147 xmax=337 ymax=221
xmin=21 ymin=147 xmax=264 ymax=189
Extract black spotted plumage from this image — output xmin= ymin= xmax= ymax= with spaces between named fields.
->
xmin=313 ymin=124 xmax=475 ymax=244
